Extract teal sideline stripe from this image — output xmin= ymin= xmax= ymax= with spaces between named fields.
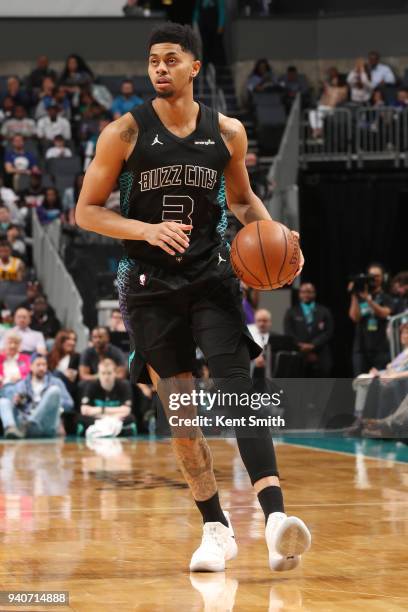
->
xmin=282 ymin=435 xmax=408 ymax=463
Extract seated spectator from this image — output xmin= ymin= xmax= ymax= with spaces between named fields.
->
xmin=83 ymin=117 xmax=111 ymax=170
xmin=18 ymin=169 xmax=45 ymax=209
xmin=361 ymin=392 xmax=408 ymax=438
xmin=371 ymin=88 xmax=387 ymax=107
xmin=36 ymin=102 xmax=72 ymax=143
xmin=0 ymin=96 xmax=15 ymax=123
xmin=0 ymin=205 xmax=13 ymax=234
xmin=395 ymin=88 xmax=408 ymax=109
xmin=45 ymin=135 xmax=72 ymax=159
xmin=79 ymin=327 xmax=126 ymax=381
xmin=1 ymin=105 xmax=37 ymax=140
xmin=0 ymin=353 xmax=73 ymax=439
xmin=390 ymin=271 xmax=408 ymax=314
xmin=48 ymin=329 xmax=80 ymax=399
xmin=33 ymin=76 xmax=56 ymax=120
xmin=0 ymin=177 xmax=20 ymax=221
xmin=111 ymin=80 xmax=143 ymax=119
xmin=30 ymin=295 xmax=61 ymax=341
xmin=2 ymin=308 xmax=46 ymax=354
xmin=351 ymin=323 xmax=408 ymax=425
xmin=37 ymin=187 xmax=63 ymax=225
xmin=53 ymin=85 xmax=72 ymax=120
xmin=308 ymin=68 xmax=348 ymax=141
xmin=59 ymin=54 xmax=94 ymax=92
xmin=367 ymin=51 xmax=396 ymax=89
xmin=241 ymin=281 xmax=259 ymax=324
xmin=108 ymin=309 xmax=129 ymax=353
xmin=6 ymin=225 xmax=26 ymax=260
xmin=18 ymin=281 xmax=50 ymax=314
xmin=245 ymin=152 xmax=268 ymax=200
xmin=62 ymin=173 xmax=84 ymax=225
xmin=77 ymin=358 xmax=135 ymax=436
xmin=27 ymin=55 xmax=57 ymax=92
xmin=109 ymin=309 xmax=126 ymax=333
xmin=278 ymin=65 xmax=309 ymax=109
xmin=0 ymin=305 xmax=13 ymax=337
xmin=284 ymin=282 xmax=334 ymax=377
xmin=0 ymin=77 xmax=31 ymax=110
xmin=247 ymin=58 xmax=275 ymax=94
xmin=4 ymin=135 xmax=40 ymax=191
xmin=0 ymin=240 xmax=25 ymax=281
xmin=0 ymin=332 xmax=30 ymax=392
xmin=76 ymin=88 xmax=106 ymax=142
xmin=347 ymin=58 xmax=373 ymax=104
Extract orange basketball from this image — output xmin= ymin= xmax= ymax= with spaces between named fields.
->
xmin=230 ymin=220 xmax=300 ymax=290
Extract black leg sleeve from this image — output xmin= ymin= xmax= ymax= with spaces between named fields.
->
xmin=207 ymin=341 xmax=279 ymax=485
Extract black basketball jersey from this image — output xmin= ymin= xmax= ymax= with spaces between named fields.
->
xmin=119 ymin=99 xmax=231 ymax=269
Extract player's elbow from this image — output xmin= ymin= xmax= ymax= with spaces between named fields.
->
xmin=75 ymin=204 xmax=92 ymax=230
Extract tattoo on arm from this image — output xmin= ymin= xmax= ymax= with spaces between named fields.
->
xmin=120 ymin=127 xmax=138 ymax=144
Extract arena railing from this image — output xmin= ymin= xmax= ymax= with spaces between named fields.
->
xmin=301 ymin=106 xmax=408 ymax=168
xmin=266 ymin=93 xmax=301 ymax=231
xmin=32 ymin=211 xmax=89 ymax=351
xmin=389 ymin=310 xmax=408 ymax=359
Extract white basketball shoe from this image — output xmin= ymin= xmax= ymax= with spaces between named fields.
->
xmin=190 ymin=511 xmax=238 ymax=572
xmin=265 ymin=512 xmax=311 ymax=571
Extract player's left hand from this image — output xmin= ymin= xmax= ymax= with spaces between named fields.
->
xmin=289 ymin=231 xmax=304 ymax=283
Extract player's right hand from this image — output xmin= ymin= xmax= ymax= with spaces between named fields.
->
xmin=144 ymin=222 xmax=192 ymax=256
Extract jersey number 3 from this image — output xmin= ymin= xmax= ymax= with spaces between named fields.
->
xmin=161 ymin=195 xmax=194 ymax=235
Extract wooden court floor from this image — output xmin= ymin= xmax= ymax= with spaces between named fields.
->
xmin=0 ymin=436 xmax=407 ymax=611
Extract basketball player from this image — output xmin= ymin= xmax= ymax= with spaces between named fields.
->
xmin=76 ymin=23 xmax=311 ymax=572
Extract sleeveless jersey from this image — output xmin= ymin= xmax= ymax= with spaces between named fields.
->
xmin=119 ymin=99 xmax=231 ymax=270
xmin=0 ymin=256 xmax=21 ymax=281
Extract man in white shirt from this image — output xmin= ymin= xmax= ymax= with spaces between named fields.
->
xmin=367 ymin=51 xmax=396 ymax=89
xmin=248 ymin=309 xmax=272 ymax=377
xmin=36 ymin=103 xmax=71 ymax=142
xmin=45 ymin=135 xmax=72 ymax=159
xmin=1 ymin=308 xmax=46 ymax=355
xmin=1 ymin=105 xmax=36 ymax=140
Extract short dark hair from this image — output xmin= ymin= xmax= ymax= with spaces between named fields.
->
xmin=148 ymin=23 xmax=201 ymax=60
xmin=0 ymin=240 xmax=11 ymax=249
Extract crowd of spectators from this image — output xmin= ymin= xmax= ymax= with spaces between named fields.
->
xmin=0 ymin=291 xmax=154 ymax=439
xmin=0 ymin=54 xmax=147 ymax=232
xmin=306 ymin=51 xmax=408 ymax=141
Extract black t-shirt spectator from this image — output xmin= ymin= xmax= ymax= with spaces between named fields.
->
xmin=81 ymin=379 xmax=132 ymax=409
xmin=80 ymin=344 xmax=125 ymax=374
xmin=30 ymin=312 xmax=61 ymax=339
xmin=354 ymin=292 xmax=394 ymax=354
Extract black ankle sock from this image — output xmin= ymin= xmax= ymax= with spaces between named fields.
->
xmin=195 ymin=491 xmax=228 ymax=527
xmin=257 ymin=486 xmax=285 ymax=524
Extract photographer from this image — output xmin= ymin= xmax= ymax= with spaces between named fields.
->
xmin=349 ymin=263 xmax=393 ymax=376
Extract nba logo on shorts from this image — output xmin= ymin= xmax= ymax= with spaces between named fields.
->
xmin=139 ymin=274 xmax=146 ymax=286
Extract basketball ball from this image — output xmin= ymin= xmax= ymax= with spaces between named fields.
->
xmin=230 ymin=220 xmax=300 ymax=290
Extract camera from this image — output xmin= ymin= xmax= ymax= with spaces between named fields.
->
xmin=349 ymin=273 xmax=376 ymax=295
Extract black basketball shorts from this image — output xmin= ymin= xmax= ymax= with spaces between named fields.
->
xmin=117 ymin=256 xmax=262 ymax=384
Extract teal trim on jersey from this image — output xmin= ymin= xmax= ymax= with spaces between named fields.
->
xmin=128 ymin=349 xmax=135 ymax=369
xmin=215 ymin=174 xmax=229 ymax=249
xmin=282 ymin=435 xmax=408 ymax=463
xmin=119 ymin=171 xmax=134 ymax=218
